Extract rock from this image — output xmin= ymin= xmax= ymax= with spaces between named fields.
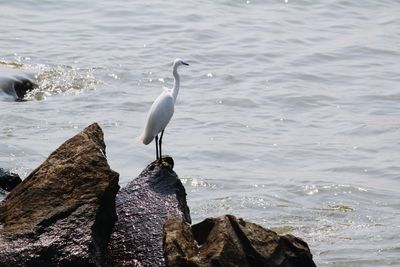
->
xmin=0 ymin=169 xmax=22 ymax=192
xmin=0 ymin=123 xmax=120 ymax=267
xmin=105 ymin=156 xmax=191 ymax=267
xmin=163 ymin=215 xmax=316 ymax=267
xmin=0 ymin=66 xmax=36 ymax=101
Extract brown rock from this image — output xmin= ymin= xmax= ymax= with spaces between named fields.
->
xmin=163 ymin=215 xmax=316 ymax=267
xmin=0 ymin=123 xmax=120 ymax=267
xmin=105 ymin=157 xmax=191 ymax=267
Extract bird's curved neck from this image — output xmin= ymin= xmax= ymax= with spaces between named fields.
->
xmin=172 ymin=66 xmax=180 ymax=101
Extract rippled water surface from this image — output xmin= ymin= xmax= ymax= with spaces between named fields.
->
xmin=1 ymin=1 xmax=400 ymax=265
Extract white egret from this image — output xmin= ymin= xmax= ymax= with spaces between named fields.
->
xmin=138 ymin=58 xmax=189 ymax=160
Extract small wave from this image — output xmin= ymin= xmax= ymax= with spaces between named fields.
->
xmin=181 ymin=177 xmax=218 ymax=189
xmin=273 ymin=94 xmax=337 ymax=109
xmin=299 ymin=183 xmax=368 ymax=196
xmin=27 ymin=64 xmax=100 ymax=100
xmin=216 ymin=97 xmax=259 ymax=108
xmin=0 ymin=188 xmax=7 ymax=198
xmin=270 ymin=225 xmax=297 ymax=234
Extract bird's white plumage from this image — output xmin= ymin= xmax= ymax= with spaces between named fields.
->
xmin=139 ymin=89 xmax=174 ymax=144
xmin=137 ymin=58 xmax=188 ymax=148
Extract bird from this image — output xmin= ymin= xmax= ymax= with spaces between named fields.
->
xmin=137 ymin=58 xmax=189 ymax=160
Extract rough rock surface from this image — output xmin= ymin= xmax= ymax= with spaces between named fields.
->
xmin=0 ymin=168 xmax=22 ymax=192
xmin=164 ymin=215 xmax=316 ymax=267
xmin=105 ymin=157 xmax=191 ymax=267
xmin=0 ymin=66 xmax=36 ymax=101
xmin=0 ymin=123 xmax=120 ymax=267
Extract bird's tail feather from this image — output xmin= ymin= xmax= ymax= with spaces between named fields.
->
xmin=136 ymin=132 xmax=154 ymax=145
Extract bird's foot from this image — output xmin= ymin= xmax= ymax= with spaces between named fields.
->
xmin=161 ymin=155 xmax=174 ymax=169
xmin=150 ymin=155 xmax=174 ymax=169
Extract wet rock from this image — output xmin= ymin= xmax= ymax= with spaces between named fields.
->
xmin=0 ymin=123 xmax=120 ymax=267
xmin=0 ymin=66 xmax=36 ymax=101
xmin=164 ymin=215 xmax=316 ymax=267
xmin=0 ymin=168 xmax=22 ymax=192
xmin=105 ymin=156 xmax=191 ymax=267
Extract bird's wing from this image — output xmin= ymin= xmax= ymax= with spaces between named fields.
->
xmin=142 ymin=91 xmax=175 ymax=141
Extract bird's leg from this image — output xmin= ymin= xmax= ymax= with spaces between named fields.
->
xmin=159 ymin=130 xmax=164 ymax=159
xmin=155 ymin=135 xmax=159 ymax=160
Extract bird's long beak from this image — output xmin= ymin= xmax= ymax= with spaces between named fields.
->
xmin=182 ymin=62 xmax=189 ymax=66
